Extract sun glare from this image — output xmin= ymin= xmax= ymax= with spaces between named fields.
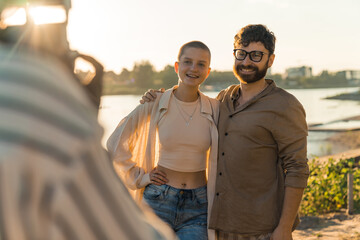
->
xmin=1 ymin=5 xmax=67 ymax=27
xmin=1 ymin=7 xmax=26 ymax=26
xmin=29 ymin=6 xmax=67 ymax=25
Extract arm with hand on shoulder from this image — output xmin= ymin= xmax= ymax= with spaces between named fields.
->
xmin=139 ymin=88 xmax=165 ymax=104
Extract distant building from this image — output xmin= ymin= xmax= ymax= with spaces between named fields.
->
xmin=337 ymin=70 xmax=360 ymax=81
xmin=284 ymin=66 xmax=312 ymax=79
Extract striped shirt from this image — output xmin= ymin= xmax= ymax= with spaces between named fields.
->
xmin=0 ymin=45 xmax=177 ymax=240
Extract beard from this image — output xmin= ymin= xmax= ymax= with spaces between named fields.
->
xmin=233 ymin=60 xmax=269 ymax=84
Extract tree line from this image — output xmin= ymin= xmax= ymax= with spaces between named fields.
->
xmin=102 ymin=60 xmax=239 ymax=93
xmin=97 ymin=60 xmax=357 ymax=95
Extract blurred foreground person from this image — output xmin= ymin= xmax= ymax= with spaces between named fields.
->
xmin=0 ymin=0 xmax=177 ymax=239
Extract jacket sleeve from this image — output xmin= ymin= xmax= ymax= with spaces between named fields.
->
xmin=211 ymin=99 xmax=220 ymax=126
xmin=106 ymin=102 xmax=155 ymax=190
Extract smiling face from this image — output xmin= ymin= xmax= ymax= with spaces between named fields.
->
xmin=233 ymin=41 xmax=275 ymax=84
xmin=175 ymin=47 xmax=211 ymax=89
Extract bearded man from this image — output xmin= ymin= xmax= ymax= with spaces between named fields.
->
xmin=208 ymin=24 xmax=309 ymax=240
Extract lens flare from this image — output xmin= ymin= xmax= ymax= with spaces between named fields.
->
xmin=29 ymin=6 xmax=67 ymax=25
xmin=1 ymin=7 xmax=26 ymax=26
xmin=1 ymin=5 xmax=66 ymax=27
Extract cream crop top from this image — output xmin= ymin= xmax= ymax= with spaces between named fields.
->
xmin=157 ymin=94 xmax=211 ymax=172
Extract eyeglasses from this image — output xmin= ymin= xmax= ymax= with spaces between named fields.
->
xmin=233 ymin=49 xmax=268 ymax=62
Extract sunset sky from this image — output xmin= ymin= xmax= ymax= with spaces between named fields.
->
xmin=67 ymin=0 xmax=360 ymax=75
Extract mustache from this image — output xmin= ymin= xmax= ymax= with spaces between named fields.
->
xmin=236 ymin=65 xmax=258 ymax=71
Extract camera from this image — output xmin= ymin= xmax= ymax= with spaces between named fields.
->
xmin=0 ymin=0 xmax=103 ymax=110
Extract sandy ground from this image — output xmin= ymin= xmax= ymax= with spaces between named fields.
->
xmin=323 ymin=115 xmax=360 ymax=151
xmin=293 ymin=123 xmax=360 ymax=239
xmin=327 ymin=130 xmax=360 ymax=150
xmin=293 ymin=212 xmax=360 ymax=240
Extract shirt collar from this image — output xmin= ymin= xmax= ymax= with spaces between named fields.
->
xmin=229 ymin=79 xmax=276 ymax=103
xmin=230 ymin=85 xmax=241 ymax=102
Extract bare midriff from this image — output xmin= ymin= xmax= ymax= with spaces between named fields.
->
xmin=157 ymin=165 xmax=207 ymax=189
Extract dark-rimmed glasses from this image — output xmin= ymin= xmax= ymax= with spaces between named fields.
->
xmin=233 ymin=49 xmax=268 ymax=62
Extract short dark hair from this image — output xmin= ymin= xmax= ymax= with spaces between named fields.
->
xmin=234 ymin=24 xmax=276 ymax=55
xmin=177 ymin=41 xmax=211 ymax=62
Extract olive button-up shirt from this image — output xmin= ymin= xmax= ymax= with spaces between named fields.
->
xmin=209 ymin=80 xmax=309 ymax=236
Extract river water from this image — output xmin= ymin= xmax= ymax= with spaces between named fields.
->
xmin=99 ymin=87 xmax=360 ymax=158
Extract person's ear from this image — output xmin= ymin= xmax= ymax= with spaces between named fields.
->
xmin=268 ymin=54 xmax=275 ymax=68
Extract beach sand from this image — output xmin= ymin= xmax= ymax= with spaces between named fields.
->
xmin=327 ymin=130 xmax=360 ymax=150
xmin=293 ymin=211 xmax=360 ymax=240
xmin=294 ymin=125 xmax=360 ymax=239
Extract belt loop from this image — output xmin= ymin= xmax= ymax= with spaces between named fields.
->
xmin=192 ymin=189 xmax=196 ymax=201
xmin=164 ymin=185 xmax=170 ymax=196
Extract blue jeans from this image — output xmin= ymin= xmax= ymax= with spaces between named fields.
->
xmin=143 ymin=184 xmax=208 ymax=240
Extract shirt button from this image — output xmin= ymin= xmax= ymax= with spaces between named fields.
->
xmin=222 ymin=152 xmax=225 ymax=156
xmin=225 ymin=132 xmax=228 ymax=136
xmin=219 ymin=172 xmax=222 ymax=176
xmin=229 ymin=115 xmax=233 ymax=118
xmin=216 ymin=193 xmax=219 ymax=196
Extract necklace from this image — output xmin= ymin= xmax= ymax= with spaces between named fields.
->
xmin=173 ymin=97 xmax=199 ymax=126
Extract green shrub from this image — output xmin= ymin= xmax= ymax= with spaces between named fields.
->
xmin=300 ymin=158 xmax=360 ymax=216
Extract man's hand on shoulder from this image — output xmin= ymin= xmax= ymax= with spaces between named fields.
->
xmin=139 ymin=88 xmax=165 ymax=104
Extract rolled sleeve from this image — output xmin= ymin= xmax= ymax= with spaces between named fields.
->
xmin=272 ymin=97 xmax=309 ymax=188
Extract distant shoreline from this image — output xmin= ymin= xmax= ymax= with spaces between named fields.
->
xmin=324 ymin=90 xmax=360 ymax=101
xmin=102 ymin=84 xmax=360 ymax=96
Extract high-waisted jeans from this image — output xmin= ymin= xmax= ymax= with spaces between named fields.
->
xmin=143 ymin=184 xmax=208 ymax=240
